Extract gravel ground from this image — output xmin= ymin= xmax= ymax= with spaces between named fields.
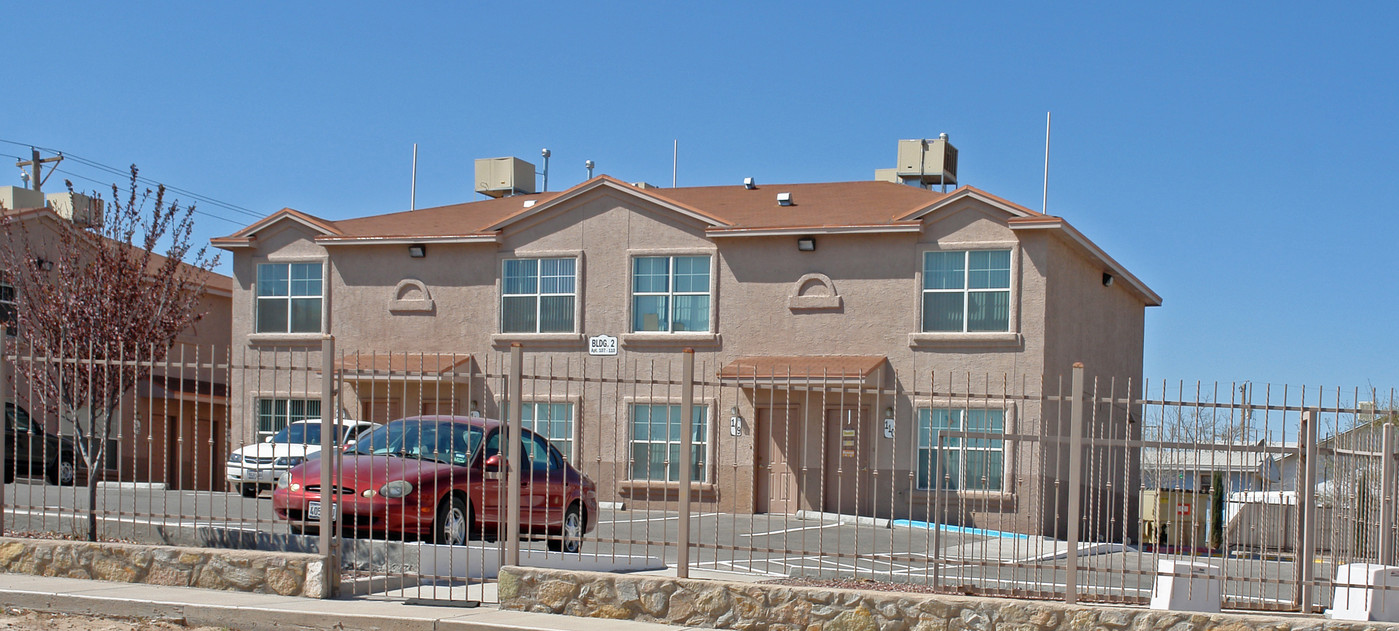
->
xmin=0 ymin=608 xmax=224 ymax=631
xmin=762 ymin=577 xmax=941 ymax=595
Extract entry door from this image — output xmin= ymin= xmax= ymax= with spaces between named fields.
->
xmin=823 ymin=408 xmax=864 ymax=516
xmin=755 ymin=406 xmax=800 ymax=514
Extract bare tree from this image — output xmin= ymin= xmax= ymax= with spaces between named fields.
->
xmin=0 ymin=166 xmax=218 ymax=540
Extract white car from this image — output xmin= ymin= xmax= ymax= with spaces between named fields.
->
xmin=227 ymin=419 xmax=378 ymax=497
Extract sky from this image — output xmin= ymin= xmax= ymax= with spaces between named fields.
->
xmin=3 ymin=2 xmax=1396 ymax=392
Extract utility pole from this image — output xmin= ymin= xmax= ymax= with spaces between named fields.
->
xmin=15 ymin=148 xmax=63 ymax=193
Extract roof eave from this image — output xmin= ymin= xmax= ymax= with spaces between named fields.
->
xmin=706 ymin=223 xmax=923 ymax=237
xmin=1010 ymin=219 xmax=1163 ymax=306
xmin=315 ymin=234 xmax=501 ymax=245
xmin=486 ymin=176 xmax=730 ymax=232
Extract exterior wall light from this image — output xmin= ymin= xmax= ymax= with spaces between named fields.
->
xmin=729 ymin=406 xmax=745 ymax=436
xmin=409 ymin=244 xmax=427 ymax=258
xmin=883 ymin=406 xmax=895 ymax=439
xmin=797 ymin=237 xmax=815 ymax=252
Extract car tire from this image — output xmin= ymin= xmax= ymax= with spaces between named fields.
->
xmin=47 ymin=455 xmax=76 ymax=486
xmin=435 ymin=495 xmax=469 ymax=546
xmin=240 ymin=484 xmax=259 ymax=498
xmin=547 ymin=503 xmax=584 ymax=553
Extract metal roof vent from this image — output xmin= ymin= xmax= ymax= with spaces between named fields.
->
xmin=777 ymin=192 xmax=793 ymax=206
xmin=743 ymin=177 xmax=756 ymax=190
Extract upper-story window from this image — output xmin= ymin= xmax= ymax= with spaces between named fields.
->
xmin=922 ymin=250 xmax=1011 ymax=332
xmin=256 ymin=263 xmax=323 ymax=333
xmin=0 ymin=275 xmax=16 ymax=335
xmin=632 ymin=255 xmax=710 ymax=333
xmin=501 ymin=258 xmax=576 ymax=333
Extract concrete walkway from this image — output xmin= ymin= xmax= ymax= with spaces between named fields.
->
xmin=0 ymin=574 xmax=689 ymax=631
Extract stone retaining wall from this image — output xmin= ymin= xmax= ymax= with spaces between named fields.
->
xmin=0 ymin=537 xmax=328 ymax=598
xmin=500 ymin=566 xmax=1394 ymax=631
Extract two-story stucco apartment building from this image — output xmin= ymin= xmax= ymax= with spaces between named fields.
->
xmin=1 ymin=186 xmax=234 ymax=491
xmin=213 ymin=145 xmax=1160 ymax=537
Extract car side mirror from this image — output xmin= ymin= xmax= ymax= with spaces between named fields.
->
xmin=484 ymin=453 xmax=506 ymax=479
xmin=343 ymin=439 xmax=356 ymax=448
xmin=264 ymin=436 xmax=273 ymax=443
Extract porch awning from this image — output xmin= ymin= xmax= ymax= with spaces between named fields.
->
xmin=324 ymin=353 xmax=473 ymax=383
xmin=718 ymin=355 xmax=886 ymax=387
xmin=137 ymin=375 xmax=230 ymax=404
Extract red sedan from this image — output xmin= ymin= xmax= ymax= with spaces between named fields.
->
xmin=271 ymin=416 xmax=597 ymax=552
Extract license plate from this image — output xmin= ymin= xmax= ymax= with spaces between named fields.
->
xmin=307 ymin=501 xmax=337 ymax=521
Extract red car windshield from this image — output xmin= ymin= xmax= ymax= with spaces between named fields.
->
xmin=348 ymin=420 xmax=483 ymax=467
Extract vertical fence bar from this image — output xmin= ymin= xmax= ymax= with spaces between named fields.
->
xmin=506 ymin=343 xmax=523 ymax=567
xmin=1299 ymin=408 xmax=1319 ymax=612
xmin=0 ymin=343 xmax=6 ymax=536
xmin=1380 ymin=422 xmax=1395 ymax=566
xmin=677 ymin=348 xmax=695 ymax=579
xmin=318 ymin=336 xmax=338 ymax=596
xmin=1065 ymin=362 xmax=1085 ymax=604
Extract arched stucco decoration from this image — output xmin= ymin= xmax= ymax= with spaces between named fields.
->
xmin=389 ymin=278 xmax=435 ymax=313
xmin=788 ymin=273 xmax=842 ymax=311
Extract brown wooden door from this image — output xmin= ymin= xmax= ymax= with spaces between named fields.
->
xmin=755 ymin=406 xmax=799 ymax=514
xmin=823 ymin=408 xmax=864 ymax=516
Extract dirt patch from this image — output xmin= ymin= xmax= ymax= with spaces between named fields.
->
xmin=0 ymin=608 xmax=224 ymax=631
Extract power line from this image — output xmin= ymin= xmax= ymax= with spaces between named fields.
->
xmin=0 ymin=138 xmax=264 ymax=221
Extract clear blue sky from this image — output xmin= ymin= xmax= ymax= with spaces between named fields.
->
xmin=4 ymin=2 xmax=1396 ymax=391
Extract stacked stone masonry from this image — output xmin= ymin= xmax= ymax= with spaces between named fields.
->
xmin=0 ymin=537 xmax=328 ymax=598
xmin=500 ymin=567 xmax=1399 ymax=631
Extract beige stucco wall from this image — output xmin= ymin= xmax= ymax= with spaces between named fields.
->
xmin=223 ymin=187 xmax=1153 ymax=533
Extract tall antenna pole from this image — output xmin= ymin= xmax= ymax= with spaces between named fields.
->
xmin=672 ymin=140 xmax=678 ymax=188
xmin=410 ymin=143 xmax=418 ymax=210
xmin=1042 ymin=112 xmax=1052 ymax=214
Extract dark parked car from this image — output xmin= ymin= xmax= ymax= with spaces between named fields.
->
xmin=272 ymin=416 xmax=597 ymax=552
xmin=4 ymin=402 xmax=77 ymax=485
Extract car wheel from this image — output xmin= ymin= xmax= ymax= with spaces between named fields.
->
xmin=47 ymin=455 xmax=76 ymax=486
xmin=548 ymin=503 xmax=584 ymax=553
xmin=435 ymin=495 xmax=469 ymax=546
xmin=240 ymin=484 xmax=259 ymax=498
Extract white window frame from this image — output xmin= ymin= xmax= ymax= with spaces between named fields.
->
xmin=915 ymin=405 xmax=1008 ymax=492
xmin=518 ymin=401 xmax=576 ymax=461
xmin=500 ymin=257 xmax=577 ymax=334
xmin=630 ymin=254 xmax=713 ymax=333
xmin=255 ymin=261 xmax=325 ymax=334
xmin=627 ymin=402 xmax=710 ymax=483
xmin=920 ymin=249 xmax=1012 ymax=333
xmin=255 ymin=397 xmax=323 ymax=440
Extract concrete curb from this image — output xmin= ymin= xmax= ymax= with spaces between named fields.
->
xmin=0 ymin=574 xmax=687 ymax=631
xmin=794 ymin=509 xmax=891 ymax=528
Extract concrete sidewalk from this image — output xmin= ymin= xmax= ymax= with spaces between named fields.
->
xmin=0 ymin=574 xmax=690 ymax=631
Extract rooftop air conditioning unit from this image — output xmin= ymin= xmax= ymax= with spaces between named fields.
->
xmin=45 ymin=192 xmax=102 ymax=228
xmin=0 ymin=186 xmax=45 ymax=212
xmin=474 ymin=157 xmax=537 ymax=198
xmin=895 ymin=137 xmax=958 ymax=187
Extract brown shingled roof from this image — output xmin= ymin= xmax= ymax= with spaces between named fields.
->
xmin=659 ymin=180 xmax=953 ymax=230
xmin=329 ymin=192 xmax=566 ymax=240
xmin=281 ymin=179 xmax=967 ymax=241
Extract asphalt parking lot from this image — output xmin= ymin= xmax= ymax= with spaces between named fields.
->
xmin=1 ymin=480 xmax=1326 ymax=610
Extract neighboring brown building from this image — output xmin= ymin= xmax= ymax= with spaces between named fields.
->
xmin=213 ymin=146 xmax=1161 ymax=536
xmin=1 ymin=186 xmax=233 ymax=490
